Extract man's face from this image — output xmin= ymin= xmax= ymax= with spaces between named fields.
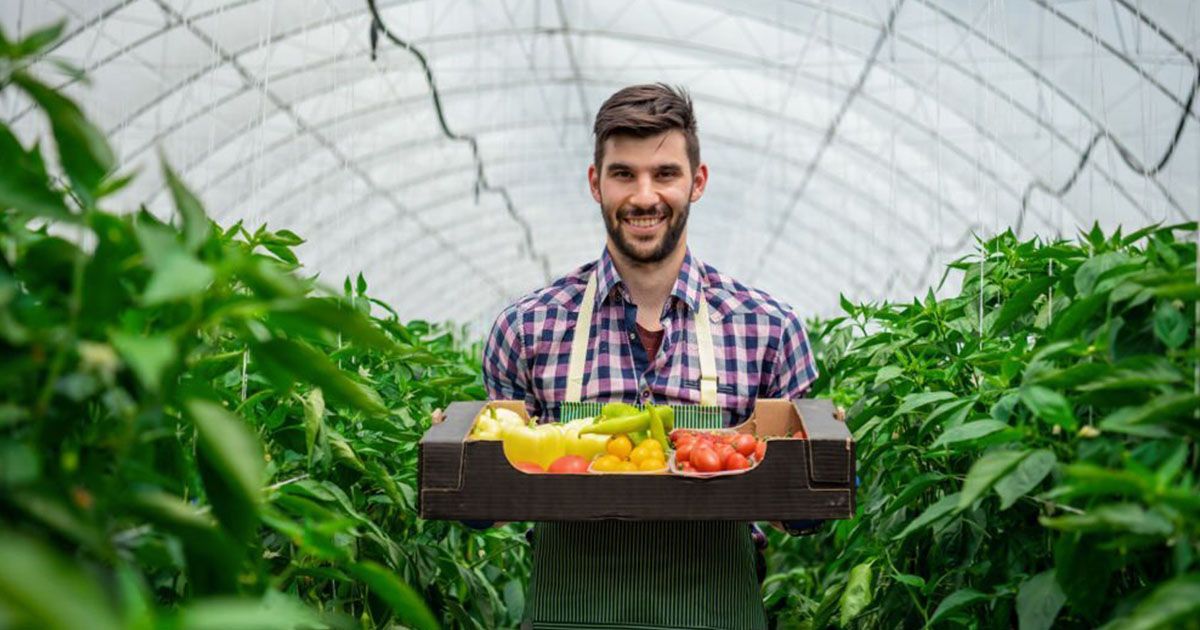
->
xmin=589 ymin=130 xmax=707 ymax=265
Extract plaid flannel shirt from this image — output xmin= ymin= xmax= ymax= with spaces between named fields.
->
xmin=483 ymin=247 xmax=819 ymax=424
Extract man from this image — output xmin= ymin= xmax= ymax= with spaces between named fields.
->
xmin=483 ymin=83 xmax=819 ymax=629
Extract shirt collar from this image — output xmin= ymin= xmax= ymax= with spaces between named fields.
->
xmin=594 ymin=246 xmax=705 ymax=313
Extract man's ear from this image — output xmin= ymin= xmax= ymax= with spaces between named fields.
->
xmin=690 ymin=162 xmax=708 ymax=202
xmin=588 ymin=163 xmax=602 ymax=203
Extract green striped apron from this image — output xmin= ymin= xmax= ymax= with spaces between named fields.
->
xmin=525 ymin=271 xmax=767 ymax=630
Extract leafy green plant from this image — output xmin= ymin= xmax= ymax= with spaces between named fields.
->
xmin=1 ymin=22 xmax=527 ymax=629
xmin=766 ymin=223 xmax=1198 ymax=629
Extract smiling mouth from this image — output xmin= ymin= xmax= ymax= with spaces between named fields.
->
xmin=623 ymin=215 xmax=666 ymax=229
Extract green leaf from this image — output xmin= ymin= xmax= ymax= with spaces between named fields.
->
xmin=274 ymin=297 xmax=400 ymax=354
xmin=11 ymin=21 xmax=66 ymax=57
xmin=894 ymin=492 xmax=961 ymax=540
xmin=1106 ymin=573 xmax=1200 ymax=630
xmin=930 ymin=420 xmax=1011 ymax=449
xmin=12 ymin=72 xmax=115 ymax=196
xmin=995 ymin=449 xmax=1056 ymax=510
xmin=302 ymin=388 xmax=325 ymax=465
xmin=929 ymin=588 xmax=988 ymax=625
xmin=162 ymin=161 xmax=211 ymax=253
xmin=0 ymin=534 xmax=122 ymax=630
xmin=186 ymin=399 xmax=264 ymax=542
xmin=838 ymin=562 xmax=873 ymax=627
xmin=892 ymin=572 xmax=925 ymax=590
xmin=992 ymin=276 xmax=1054 ymax=334
xmin=959 ymin=450 xmax=1032 ymax=510
xmin=1050 ymin=293 xmax=1105 ymax=339
xmin=110 ymin=332 xmax=177 ymax=393
xmin=1040 ymin=503 xmax=1173 ymax=537
xmin=142 ymin=251 xmax=214 ymax=305
xmin=0 ymin=126 xmax=72 ymax=220
xmin=347 ymin=561 xmax=440 ymax=630
xmin=1153 ymin=301 xmax=1188 ymax=349
xmin=252 ymin=339 xmax=387 ymax=415
xmin=1099 ymin=394 xmax=1200 ymax=435
xmin=1016 ymin=570 xmax=1065 ymax=630
xmin=896 ymin=391 xmax=957 ymax=416
xmin=1019 ymin=386 xmax=1077 ymax=431
xmin=873 ymin=365 xmax=903 ymax=387
xmin=1074 ymin=252 xmax=1133 ymax=296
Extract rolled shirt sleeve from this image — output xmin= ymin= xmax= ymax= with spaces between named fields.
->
xmin=482 ymin=303 xmax=541 ymax=417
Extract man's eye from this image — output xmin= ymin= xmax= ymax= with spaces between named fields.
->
xmin=612 ymin=171 xmax=632 ymax=179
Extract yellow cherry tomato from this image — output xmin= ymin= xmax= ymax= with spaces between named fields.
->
xmin=640 ymin=439 xmax=663 ymax=454
xmin=592 ymin=454 xmax=621 ymax=472
xmin=629 ymin=445 xmax=651 ymax=466
xmin=607 ymin=435 xmax=633 ymax=460
xmin=639 ymin=457 xmax=666 ymax=472
xmin=616 ymin=461 xmax=639 ymax=472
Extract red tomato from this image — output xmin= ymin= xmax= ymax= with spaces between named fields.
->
xmin=547 ymin=455 xmax=589 ymax=474
xmin=682 ymin=462 xmax=695 ymax=472
xmin=724 ymin=453 xmax=751 ymax=470
xmin=669 ymin=429 xmax=692 ymax=443
xmin=513 ymin=461 xmax=544 ymax=474
xmin=691 ymin=446 xmax=721 ymax=473
xmin=675 ymin=440 xmax=695 ymax=465
xmin=673 ymin=434 xmax=695 ymax=450
xmin=754 ymin=440 xmax=767 ymax=462
xmin=733 ymin=434 xmax=757 ymax=457
xmin=715 ymin=443 xmax=735 ymax=463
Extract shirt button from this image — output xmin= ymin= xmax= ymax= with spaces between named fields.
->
xmin=641 ymin=388 xmax=652 ymax=399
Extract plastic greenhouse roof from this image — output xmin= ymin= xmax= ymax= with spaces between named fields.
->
xmin=4 ymin=0 xmax=1198 ymax=331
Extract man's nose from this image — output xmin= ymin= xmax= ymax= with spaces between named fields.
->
xmin=630 ymin=174 xmax=657 ymax=209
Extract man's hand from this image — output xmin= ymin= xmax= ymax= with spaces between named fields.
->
xmin=431 ymin=408 xmax=446 ymax=424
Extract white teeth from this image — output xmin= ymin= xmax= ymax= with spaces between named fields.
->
xmin=627 ymin=217 xmax=663 ymax=228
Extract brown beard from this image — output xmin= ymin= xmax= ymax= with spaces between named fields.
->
xmin=601 ymin=192 xmax=691 ymax=264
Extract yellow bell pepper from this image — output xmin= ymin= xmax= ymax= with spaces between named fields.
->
xmin=501 ymin=420 xmax=566 ymax=470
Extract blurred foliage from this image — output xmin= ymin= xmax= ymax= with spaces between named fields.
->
xmin=765 ymin=222 xmax=1198 ymax=629
xmin=0 ymin=23 xmax=528 ymax=630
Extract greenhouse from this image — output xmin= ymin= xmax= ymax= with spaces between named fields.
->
xmin=1 ymin=0 xmax=1197 ymax=628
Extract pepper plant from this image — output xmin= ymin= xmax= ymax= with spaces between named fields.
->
xmin=765 ymin=222 xmax=1198 ymax=628
xmin=0 ymin=23 xmax=528 ymax=629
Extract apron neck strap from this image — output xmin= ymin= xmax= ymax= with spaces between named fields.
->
xmin=565 ymin=271 xmax=599 ymax=403
xmin=565 ymin=269 xmax=719 ymax=405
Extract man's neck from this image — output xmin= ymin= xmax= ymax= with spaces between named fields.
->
xmin=606 ymin=241 xmax=686 ymax=330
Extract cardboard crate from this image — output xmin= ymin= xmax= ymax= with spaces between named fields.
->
xmin=418 ymin=398 xmax=855 ymax=522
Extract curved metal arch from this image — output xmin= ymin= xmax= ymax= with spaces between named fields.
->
xmin=119 ymin=20 xmax=1126 ymax=238
xmin=306 ymin=132 xmax=963 ymax=266
xmin=102 ymin=12 xmax=1136 ymax=253
xmin=310 ymin=133 xmax=973 ymax=295
xmin=46 ymin=0 xmax=1195 ymax=212
xmin=247 ymin=110 xmax=985 ymax=246
xmin=141 ymin=0 xmax=530 ymax=299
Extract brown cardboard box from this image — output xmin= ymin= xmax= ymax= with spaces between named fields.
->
xmin=418 ymin=398 xmax=855 ymax=521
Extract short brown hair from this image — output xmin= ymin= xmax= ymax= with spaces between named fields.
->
xmin=593 ymin=83 xmax=700 ymax=171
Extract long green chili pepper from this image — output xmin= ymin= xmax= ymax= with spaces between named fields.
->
xmin=579 ymin=410 xmax=651 ymax=435
xmin=601 ymin=401 xmax=640 ymax=419
xmin=648 ymin=406 xmax=669 ymax=452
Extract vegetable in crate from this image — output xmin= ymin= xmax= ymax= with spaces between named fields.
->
xmin=470 ymin=406 xmax=525 ymax=439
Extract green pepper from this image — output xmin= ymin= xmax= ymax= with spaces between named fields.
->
xmin=601 ymin=402 xmax=641 ymax=419
xmin=656 ymin=405 xmax=675 ymax=432
xmin=648 ymin=406 xmax=669 ymax=452
xmin=579 ymin=410 xmax=651 ymax=435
